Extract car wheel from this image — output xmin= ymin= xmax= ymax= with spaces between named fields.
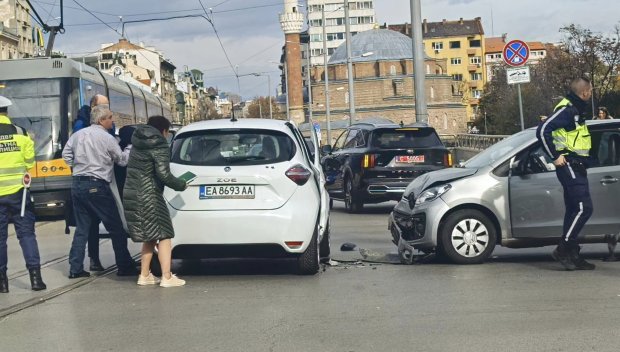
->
xmin=149 ymin=251 xmax=162 ymax=276
xmin=439 ymin=209 xmax=496 ymax=264
xmin=329 ymin=198 xmax=333 ymax=210
xmin=297 ymin=223 xmax=320 ymax=275
xmin=344 ymin=178 xmax=363 ymax=213
xmin=319 ymin=220 xmax=331 ymax=263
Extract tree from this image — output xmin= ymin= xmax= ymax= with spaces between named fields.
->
xmin=477 ymin=23 xmax=620 ymax=134
xmin=246 ymin=96 xmax=282 ymax=119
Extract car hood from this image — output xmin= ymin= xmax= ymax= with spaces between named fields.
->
xmin=404 ymin=167 xmax=478 ymax=198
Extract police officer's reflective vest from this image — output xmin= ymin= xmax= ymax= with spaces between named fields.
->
xmin=551 ymin=98 xmax=591 ymax=157
xmin=0 ymin=114 xmax=35 ymax=196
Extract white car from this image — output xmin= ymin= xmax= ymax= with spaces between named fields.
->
xmin=164 ymin=118 xmax=330 ymax=275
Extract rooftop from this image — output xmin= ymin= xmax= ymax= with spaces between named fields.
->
xmin=329 ymin=29 xmax=428 ymax=64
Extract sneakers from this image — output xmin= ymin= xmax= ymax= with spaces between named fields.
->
xmin=160 ymin=274 xmax=186 ymax=288
xmin=137 ymin=273 xmax=161 ymax=286
xmin=571 ymin=246 xmax=596 ymax=270
xmin=552 ymin=243 xmax=576 ymax=271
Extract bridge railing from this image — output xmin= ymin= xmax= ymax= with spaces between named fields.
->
xmin=439 ymin=134 xmax=509 ymax=151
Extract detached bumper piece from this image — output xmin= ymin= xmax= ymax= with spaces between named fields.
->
xmin=389 ymin=211 xmax=428 ymax=265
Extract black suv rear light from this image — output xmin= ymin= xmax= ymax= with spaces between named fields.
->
xmin=286 ymin=164 xmax=311 ymax=185
xmin=444 ymin=152 xmax=453 ymax=167
xmin=362 ymin=154 xmax=376 ymax=168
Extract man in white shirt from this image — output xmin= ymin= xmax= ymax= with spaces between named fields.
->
xmin=62 ymin=105 xmax=137 ymax=278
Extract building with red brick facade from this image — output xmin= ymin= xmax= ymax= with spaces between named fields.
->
xmin=309 ymin=29 xmax=467 ymax=143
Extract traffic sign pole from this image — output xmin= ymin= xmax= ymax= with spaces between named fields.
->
xmin=517 ymin=84 xmax=525 ymax=131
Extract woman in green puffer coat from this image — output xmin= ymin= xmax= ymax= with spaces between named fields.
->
xmin=123 ymin=116 xmax=187 ymax=288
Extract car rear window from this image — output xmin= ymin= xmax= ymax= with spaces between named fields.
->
xmin=370 ymin=128 xmax=443 ymax=149
xmin=171 ymin=128 xmax=296 ymax=166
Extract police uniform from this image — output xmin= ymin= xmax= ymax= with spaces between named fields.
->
xmin=537 ymin=92 xmax=595 ymax=270
xmin=0 ymin=96 xmax=46 ymax=292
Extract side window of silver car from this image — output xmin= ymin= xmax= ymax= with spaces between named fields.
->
xmin=596 ymin=131 xmax=620 ymax=167
xmin=524 ymin=144 xmax=555 ymax=174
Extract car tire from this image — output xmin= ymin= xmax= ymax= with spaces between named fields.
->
xmin=344 ymin=178 xmax=363 ymax=213
xmin=439 ymin=209 xmax=496 ymax=264
xmin=149 ymin=252 xmax=162 ymax=276
xmin=319 ymin=220 xmax=331 ymax=263
xmin=297 ymin=223 xmax=320 ymax=275
xmin=329 ymin=198 xmax=334 ymax=210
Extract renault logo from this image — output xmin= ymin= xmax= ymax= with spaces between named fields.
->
xmin=224 ymin=167 xmax=231 ymax=172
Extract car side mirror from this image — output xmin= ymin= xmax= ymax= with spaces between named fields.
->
xmin=321 ymin=145 xmax=333 ymax=154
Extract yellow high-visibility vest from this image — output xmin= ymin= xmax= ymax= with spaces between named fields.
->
xmin=0 ymin=114 xmax=35 ymax=196
xmin=551 ymin=99 xmax=591 ymax=157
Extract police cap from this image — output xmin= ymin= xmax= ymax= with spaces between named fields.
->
xmin=0 ymin=95 xmax=12 ymax=108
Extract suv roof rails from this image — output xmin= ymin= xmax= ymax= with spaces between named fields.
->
xmin=350 ymin=117 xmax=399 ymax=128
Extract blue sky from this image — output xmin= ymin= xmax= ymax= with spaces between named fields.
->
xmin=31 ymin=0 xmax=618 ymax=99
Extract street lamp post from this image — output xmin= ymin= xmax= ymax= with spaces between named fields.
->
xmin=322 ymin=6 xmax=332 ymax=144
xmin=344 ymin=0 xmax=355 ymax=125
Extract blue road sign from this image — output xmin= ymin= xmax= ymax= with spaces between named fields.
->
xmin=503 ymin=40 xmax=530 ymax=67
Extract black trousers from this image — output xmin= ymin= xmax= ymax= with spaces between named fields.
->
xmin=556 ymin=160 xmax=593 ymax=246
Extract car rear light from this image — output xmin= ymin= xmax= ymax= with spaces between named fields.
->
xmin=286 ymin=164 xmax=311 ymax=185
xmin=285 ymin=241 xmax=304 ymax=249
xmin=444 ymin=152 xmax=453 ymax=167
xmin=362 ymin=154 xmax=376 ymax=168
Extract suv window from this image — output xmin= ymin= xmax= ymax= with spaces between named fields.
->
xmin=344 ymin=129 xmax=360 ymax=149
xmin=171 ymin=128 xmax=296 ymax=166
xmin=333 ymin=130 xmax=348 ymax=150
xmin=370 ymin=128 xmax=442 ymax=149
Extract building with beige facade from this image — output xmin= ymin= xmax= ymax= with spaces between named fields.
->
xmin=310 ymin=29 xmax=467 ymax=143
xmin=387 ymin=17 xmax=485 ymax=122
xmin=0 ymin=0 xmax=35 ymax=59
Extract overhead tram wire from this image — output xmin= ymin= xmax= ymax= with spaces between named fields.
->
xmin=71 ymin=0 xmax=121 ymax=36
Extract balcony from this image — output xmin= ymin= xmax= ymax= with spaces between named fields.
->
xmin=467 ymin=64 xmax=479 ymax=71
xmin=467 ymin=49 xmax=478 ymax=56
xmin=468 ymin=81 xmax=480 ymax=88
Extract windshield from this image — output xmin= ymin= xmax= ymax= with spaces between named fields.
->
xmin=171 ymin=128 xmax=296 ymax=166
xmin=0 ymin=79 xmax=62 ymax=161
xmin=371 ymin=128 xmax=443 ymax=149
xmin=463 ymin=129 xmax=535 ymax=168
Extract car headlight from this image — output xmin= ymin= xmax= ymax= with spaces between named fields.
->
xmin=415 ymin=184 xmax=452 ymax=206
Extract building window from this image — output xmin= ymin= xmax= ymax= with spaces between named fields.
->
xmin=311 ymin=49 xmax=324 ymax=56
xmin=432 ymin=42 xmax=443 ymax=51
xmin=470 ymin=72 xmax=482 ymax=81
xmin=471 ymin=90 xmax=482 ymax=99
xmin=450 ymin=58 xmax=461 ymax=65
xmin=443 ymin=113 xmax=448 ymax=130
xmin=393 ymin=79 xmax=404 ymax=96
xmin=310 ymin=34 xmax=322 ymax=42
xmin=452 ymin=74 xmax=463 ymax=81
xmin=469 ymin=39 xmax=481 ymax=48
xmin=469 ymin=56 xmax=481 ymax=64
xmin=449 ymin=41 xmax=461 ymax=49
xmin=430 ymin=86 xmax=435 ymax=99
xmin=310 ymin=19 xmax=322 ymax=27
xmin=390 ymin=65 xmax=396 ymax=75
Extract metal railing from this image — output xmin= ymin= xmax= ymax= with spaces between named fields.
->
xmin=440 ymin=134 xmax=509 ymax=151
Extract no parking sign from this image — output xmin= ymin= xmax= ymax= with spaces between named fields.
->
xmin=503 ymin=40 xmax=530 ymax=67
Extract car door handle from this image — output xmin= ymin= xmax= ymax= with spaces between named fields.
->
xmin=600 ymin=176 xmax=619 ymax=185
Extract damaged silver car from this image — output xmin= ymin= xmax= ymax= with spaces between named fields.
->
xmin=388 ymin=120 xmax=620 ymax=264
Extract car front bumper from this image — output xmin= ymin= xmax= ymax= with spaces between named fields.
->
xmin=388 ymin=197 xmax=450 ymax=251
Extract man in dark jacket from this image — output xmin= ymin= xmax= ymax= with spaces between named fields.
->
xmin=536 ymin=77 xmax=594 ymax=271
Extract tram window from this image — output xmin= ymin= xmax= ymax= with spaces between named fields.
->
xmin=109 ymin=89 xmax=134 ymax=117
xmin=147 ymin=103 xmax=161 ymax=117
xmin=134 ymin=98 xmax=147 ymax=122
xmin=81 ymin=80 xmax=106 ymax=107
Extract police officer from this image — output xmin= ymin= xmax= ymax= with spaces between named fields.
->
xmin=537 ymin=77 xmax=595 ymax=271
xmin=0 ymin=96 xmax=46 ymax=292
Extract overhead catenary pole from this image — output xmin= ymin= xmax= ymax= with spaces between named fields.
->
xmin=410 ymin=0 xmax=428 ymax=123
xmin=306 ymin=43 xmax=313 ymax=123
xmin=322 ymin=6 xmax=332 ymax=144
xmin=344 ymin=0 xmax=355 ymax=125
xmin=517 ymin=84 xmax=525 ymax=130
xmin=268 ymin=74 xmax=273 ymax=119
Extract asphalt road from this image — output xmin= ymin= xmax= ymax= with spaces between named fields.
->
xmin=1 ymin=201 xmax=620 ymax=352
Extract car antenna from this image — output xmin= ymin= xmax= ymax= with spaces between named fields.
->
xmin=399 ymin=120 xmax=404 ymax=127
xmin=230 ymin=103 xmax=238 ymax=122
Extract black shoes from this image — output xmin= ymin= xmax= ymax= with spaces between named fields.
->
xmin=89 ymin=258 xmax=105 ymax=272
xmin=29 ymin=268 xmax=47 ymax=291
xmin=571 ymin=246 xmax=596 ymax=270
xmin=68 ymin=270 xmax=91 ymax=279
xmin=116 ymin=266 xmax=139 ymax=277
xmin=552 ymin=243 xmax=576 ymax=271
xmin=0 ymin=271 xmax=8 ymax=293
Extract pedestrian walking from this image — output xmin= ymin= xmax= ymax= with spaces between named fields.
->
xmin=123 ymin=116 xmax=187 ymax=287
xmin=537 ymin=77 xmax=596 ymax=270
xmin=0 ymin=96 xmax=46 ymax=293
xmin=62 ymin=104 xmax=137 ymax=278
xmin=596 ymin=106 xmax=613 ymax=120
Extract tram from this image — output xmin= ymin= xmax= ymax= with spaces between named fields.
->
xmin=0 ymin=57 xmax=173 ymax=216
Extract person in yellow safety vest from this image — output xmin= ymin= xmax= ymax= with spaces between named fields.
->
xmin=0 ymin=95 xmax=46 ymax=293
xmin=536 ymin=77 xmax=595 ymax=271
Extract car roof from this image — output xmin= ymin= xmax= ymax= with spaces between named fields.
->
xmin=176 ymin=118 xmax=296 ymax=135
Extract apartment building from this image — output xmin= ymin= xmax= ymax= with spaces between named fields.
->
xmin=306 ymin=0 xmax=376 ymax=66
xmin=485 ymin=35 xmax=547 ymax=81
xmin=388 ymin=17 xmax=485 ymax=121
xmin=0 ymin=0 xmax=34 ymax=58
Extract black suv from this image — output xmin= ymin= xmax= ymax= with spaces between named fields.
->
xmin=321 ymin=119 xmax=452 ymax=213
